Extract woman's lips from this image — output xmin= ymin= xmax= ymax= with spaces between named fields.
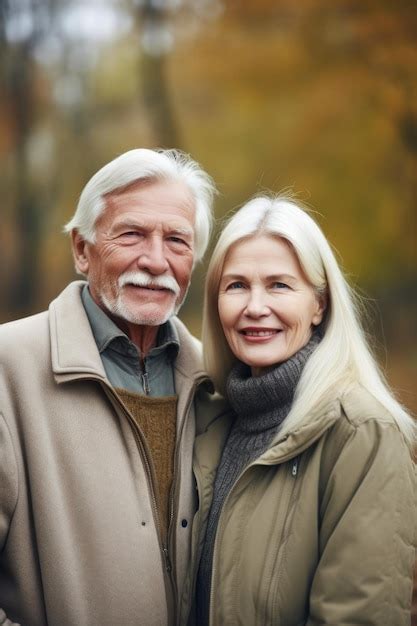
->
xmin=239 ymin=328 xmax=282 ymax=337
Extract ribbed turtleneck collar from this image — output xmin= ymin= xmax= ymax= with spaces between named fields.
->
xmin=226 ymin=333 xmax=321 ymax=434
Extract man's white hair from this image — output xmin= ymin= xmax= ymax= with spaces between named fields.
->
xmin=64 ymin=148 xmax=216 ymax=263
xmin=203 ymin=195 xmax=416 ymax=448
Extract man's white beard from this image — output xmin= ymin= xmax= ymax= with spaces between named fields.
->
xmin=100 ymin=270 xmax=187 ymax=327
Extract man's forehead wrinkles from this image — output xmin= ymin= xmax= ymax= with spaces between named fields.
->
xmin=112 ymin=216 xmax=193 ymax=231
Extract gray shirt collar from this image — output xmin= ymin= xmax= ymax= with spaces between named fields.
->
xmin=81 ymin=285 xmax=179 ymax=360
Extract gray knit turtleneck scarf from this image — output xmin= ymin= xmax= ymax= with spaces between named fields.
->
xmin=195 ymin=333 xmax=321 ymax=624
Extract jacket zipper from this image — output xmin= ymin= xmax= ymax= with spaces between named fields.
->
xmin=169 ymin=376 xmax=207 ymax=626
xmin=291 ymin=456 xmax=299 ymax=477
xmin=207 ymin=453 xmax=302 ymax=626
xmin=141 ymin=358 xmax=150 ymax=395
xmin=186 ymin=457 xmax=207 ymax=621
xmin=268 ymin=455 xmax=303 ymax=622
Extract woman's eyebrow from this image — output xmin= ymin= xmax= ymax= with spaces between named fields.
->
xmin=220 ymin=273 xmax=246 ymax=282
xmin=265 ymin=273 xmax=297 ymax=282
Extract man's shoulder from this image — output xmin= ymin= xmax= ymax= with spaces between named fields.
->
xmin=0 ymin=281 xmax=86 ymax=362
xmin=0 ymin=311 xmax=52 ymax=384
xmin=0 ymin=310 xmax=49 ymax=352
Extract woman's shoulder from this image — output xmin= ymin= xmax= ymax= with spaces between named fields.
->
xmin=321 ymin=382 xmax=412 ymax=463
xmin=317 ymin=384 xmax=415 ymax=507
xmin=339 ymin=383 xmax=396 ymax=428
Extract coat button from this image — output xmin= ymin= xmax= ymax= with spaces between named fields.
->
xmin=181 ymin=519 xmax=188 ymax=528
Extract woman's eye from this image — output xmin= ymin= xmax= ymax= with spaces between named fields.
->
xmin=227 ymin=281 xmax=245 ymax=290
xmin=272 ymin=282 xmax=289 ymax=289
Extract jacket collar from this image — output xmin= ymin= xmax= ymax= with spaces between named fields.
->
xmin=81 ymin=284 xmax=180 ymax=360
xmin=49 ymin=281 xmax=107 ymax=383
xmin=49 ymin=280 xmax=212 ymax=391
xmin=171 ymin=316 xmax=206 ymax=381
xmin=262 ymin=397 xmax=342 ymax=463
xmin=195 ymin=392 xmax=342 ymax=473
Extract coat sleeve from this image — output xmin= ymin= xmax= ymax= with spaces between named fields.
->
xmin=0 ymin=412 xmax=19 ymax=625
xmin=0 ymin=412 xmax=18 ymax=551
xmin=307 ymin=417 xmax=416 ymax=626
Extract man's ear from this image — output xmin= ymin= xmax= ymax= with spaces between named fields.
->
xmin=71 ymin=230 xmax=89 ymax=275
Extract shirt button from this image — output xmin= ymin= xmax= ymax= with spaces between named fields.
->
xmin=181 ymin=519 xmax=188 ymax=528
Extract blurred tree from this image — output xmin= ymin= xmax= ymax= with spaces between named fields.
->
xmin=0 ymin=0 xmax=51 ymax=312
xmin=0 ymin=0 xmax=415 ymax=412
xmin=135 ymin=0 xmax=180 ymax=147
xmin=132 ymin=0 xmax=223 ymax=147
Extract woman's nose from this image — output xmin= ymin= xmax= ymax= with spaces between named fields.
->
xmin=137 ymin=236 xmax=169 ymax=275
xmin=244 ymin=290 xmax=270 ymax=318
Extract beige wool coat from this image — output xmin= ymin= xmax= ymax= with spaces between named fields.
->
xmin=181 ymin=384 xmax=417 ymax=626
xmin=0 ymin=281 xmax=224 ymax=626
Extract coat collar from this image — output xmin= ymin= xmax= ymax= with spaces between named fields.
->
xmin=49 ymin=280 xmax=212 ymax=391
xmin=262 ymin=398 xmax=342 ymax=463
xmin=49 ymin=281 xmax=107 ymax=382
xmin=170 ymin=315 xmax=209 ymax=385
xmin=195 ymin=392 xmax=343 ymax=473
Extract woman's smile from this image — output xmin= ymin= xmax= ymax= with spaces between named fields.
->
xmin=218 ymin=235 xmax=324 ymax=375
xmin=239 ymin=327 xmax=281 ymax=340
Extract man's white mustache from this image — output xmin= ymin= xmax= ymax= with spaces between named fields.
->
xmin=118 ymin=271 xmax=180 ymax=296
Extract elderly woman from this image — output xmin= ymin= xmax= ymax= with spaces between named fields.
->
xmin=180 ymin=196 xmax=416 ymax=626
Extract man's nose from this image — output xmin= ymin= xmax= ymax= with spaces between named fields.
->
xmin=137 ymin=236 xmax=169 ymax=275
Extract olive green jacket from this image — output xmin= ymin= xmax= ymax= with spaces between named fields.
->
xmin=181 ymin=384 xmax=416 ymax=626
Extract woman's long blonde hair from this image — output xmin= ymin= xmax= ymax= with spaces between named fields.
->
xmin=202 ymin=195 xmax=416 ymax=448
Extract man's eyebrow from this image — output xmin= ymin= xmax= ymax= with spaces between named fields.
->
xmin=165 ymin=226 xmax=194 ymax=238
xmin=111 ymin=219 xmax=150 ymax=231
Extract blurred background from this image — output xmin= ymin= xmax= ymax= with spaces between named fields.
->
xmin=1 ymin=0 xmax=417 ymax=616
xmin=1 ymin=0 xmax=416 ymax=413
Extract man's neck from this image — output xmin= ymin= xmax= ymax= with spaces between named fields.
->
xmin=100 ymin=312 xmax=159 ymax=357
xmin=126 ymin=322 xmax=159 ymax=358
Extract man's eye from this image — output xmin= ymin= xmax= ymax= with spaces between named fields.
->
xmin=119 ymin=231 xmax=143 ymax=241
xmin=167 ymin=236 xmax=188 ymax=247
xmin=115 ymin=231 xmax=143 ymax=245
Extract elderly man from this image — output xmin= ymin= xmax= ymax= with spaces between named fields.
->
xmin=0 ymin=149 xmax=221 ymax=626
